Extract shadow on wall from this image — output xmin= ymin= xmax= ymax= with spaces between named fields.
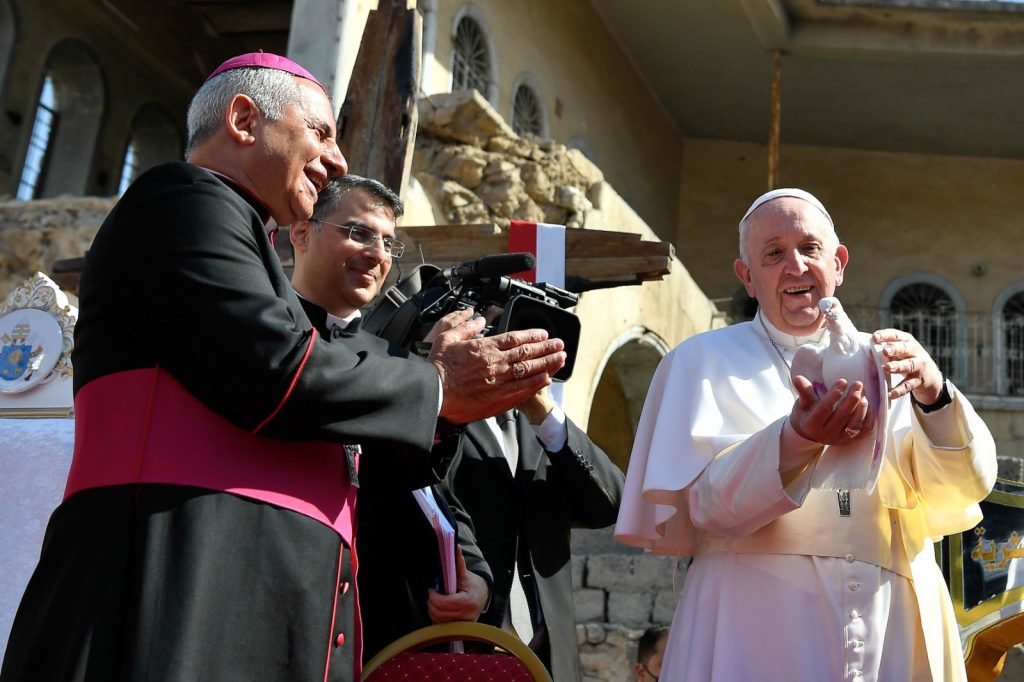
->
xmin=587 ymin=339 xmax=663 ymax=474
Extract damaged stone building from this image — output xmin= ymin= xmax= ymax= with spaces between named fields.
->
xmin=2 ymin=0 xmax=1024 ymax=679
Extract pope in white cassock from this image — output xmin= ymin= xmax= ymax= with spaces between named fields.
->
xmin=615 ymin=188 xmax=997 ymax=681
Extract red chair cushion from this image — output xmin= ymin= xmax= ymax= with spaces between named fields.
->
xmin=369 ymin=651 xmax=534 ymax=681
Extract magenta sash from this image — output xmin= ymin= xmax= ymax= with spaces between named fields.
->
xmin=65 ymin=367 xmax=356 ymax=545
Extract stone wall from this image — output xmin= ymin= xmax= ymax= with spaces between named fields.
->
xmin=572 ymin=554 xmax=682 ymax=681
xmin=0 ymin=196 xmax=113 ymax=296
xmin=413 ymin=89 xmax=605 ymax=230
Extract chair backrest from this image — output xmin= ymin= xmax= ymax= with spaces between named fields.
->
xmin=363 ymin=621 xmax=553 ymax=682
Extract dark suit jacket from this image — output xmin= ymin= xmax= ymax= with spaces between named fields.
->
xmin=297 ymin=298 xmax=493 ymax=663
xmin=443 ymin=413 xmax=625 ymax=682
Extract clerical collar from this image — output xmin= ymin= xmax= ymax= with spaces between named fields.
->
xmin=197 ymin=166 xmax=275 ymax=230
xmin=755 ymin=309 xmax=827 ymax=352
xmin=326 ymin=309 xmax=361 ymax=331
xmin=294 ymin=290 xmax=360 ymax=333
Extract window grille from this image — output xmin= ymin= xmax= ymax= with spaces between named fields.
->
xmin=17 ymin=76 xmax=57 ymax=200
xmin=1004 ymin=292 xmax=1024 ymax=395
xmin=888 ymin=282 xmax=958 ymax=381
xmin=452 ymin=17 xmax=490 ymax=97
xmin=511 ymin=84 xmax=543 ymax=137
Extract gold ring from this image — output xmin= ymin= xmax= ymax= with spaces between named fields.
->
xmin=512 ymin=362 xmax=527 ymax=379
xmin=844 ymin=427 xmax=860 ymax=439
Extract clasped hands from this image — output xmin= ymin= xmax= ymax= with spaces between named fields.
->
xmin=788 ymin=327 xmax=944 ymax=446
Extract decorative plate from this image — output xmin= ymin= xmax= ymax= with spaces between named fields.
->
xmin=0 ymin=308 xmax=63 ymax=394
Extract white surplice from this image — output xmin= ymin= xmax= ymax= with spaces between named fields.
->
xmin=615 ymin=313 xmax=997 ymax=682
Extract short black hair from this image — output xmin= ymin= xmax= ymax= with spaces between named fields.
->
xmin=637 ymin=625 xmax=670 ymax=664
xmin=311 ymin=174 xmax=405 ymax=222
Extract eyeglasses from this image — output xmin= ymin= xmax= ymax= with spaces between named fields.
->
xmin=311 ymin=219 xmax=405 ymax=258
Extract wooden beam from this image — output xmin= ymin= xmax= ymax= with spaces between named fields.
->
xmin=396 ymin=224 xmax=673 ymax=287
xmin=337 ymin=0 xmax=421 ymax=196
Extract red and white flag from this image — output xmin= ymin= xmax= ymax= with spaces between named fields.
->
xmin=508 ymin=221 xmax=569 ymax=400
xmin=507 ymin=221 xmax=566 ymax=287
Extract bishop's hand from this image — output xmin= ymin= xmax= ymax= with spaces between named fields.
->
xmin=428 ymin=308 xmax=566 ymax=424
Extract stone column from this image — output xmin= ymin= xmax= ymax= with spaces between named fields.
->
xmin=286 ymin=0 xmax=363 ymax=112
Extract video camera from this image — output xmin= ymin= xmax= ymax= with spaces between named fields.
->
xmin=361 ymin=252 xmax=581 ymax=381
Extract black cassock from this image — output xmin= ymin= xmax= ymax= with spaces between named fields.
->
xmin=298 ymin=299 xmax=494 ymax=665
xmin=1 ymin=163 xmax=442 ymax=682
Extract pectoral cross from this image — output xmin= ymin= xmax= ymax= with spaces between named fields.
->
xmin=837 ymin=489 xmax=851 ymax=517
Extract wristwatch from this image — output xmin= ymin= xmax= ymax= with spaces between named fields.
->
xmin=911 ymin=378 xmax=953 ymax=413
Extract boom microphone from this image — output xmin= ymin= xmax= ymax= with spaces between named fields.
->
xmin=441 ymin=252 xmax=536 ymax=281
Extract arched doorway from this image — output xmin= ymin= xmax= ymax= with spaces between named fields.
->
xmin=572 ymin=329 xmax=666 ymax=555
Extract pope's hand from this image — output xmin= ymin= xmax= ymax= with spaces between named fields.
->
xmin=872 ymin=328 xmax=945 ymax=404
xmin=789 ymin=376 xmax=876 ymax=446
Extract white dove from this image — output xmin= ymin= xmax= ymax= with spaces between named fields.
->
xmin=791 ymin=297 xmax=889 ymax=493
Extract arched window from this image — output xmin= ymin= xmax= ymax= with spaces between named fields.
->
xmin=0 ymin=0 xmax=14 ymax=99
xmin=882 ymin=276 xmax=963 ymax=383
xmin=450 ymin=9 xmax=496 ymax=104
xmin=16 ymin=76 xmax=56 ymax=200
xmin=511 ymin=82 xmax=545 ymax=137
xmin=994 ymin=286 xmax=1024 ymax=396
xmin=117 ymin=141 xmax=138 ymax=196
xmin=17 ymin=40 xmax=105 ymax=199
xmin=117 ymin=103 xmax=181 ymax=195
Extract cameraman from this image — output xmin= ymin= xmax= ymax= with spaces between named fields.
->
xmin=433 ymin=317 xmax=625 ymax=681
xmin=289 ymin=175 xmax=493 ymax=662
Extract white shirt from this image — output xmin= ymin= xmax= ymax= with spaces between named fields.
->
xmin=483 ymin=406 xmax=568 ymax=459
xmin=615 ymin=314 xmax=997 ymax=682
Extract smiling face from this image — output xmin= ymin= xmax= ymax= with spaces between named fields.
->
xmin=290 ymin=188 xmax=396 ymax=318
xmin=733 ymin=197 xmax=848 ymax=336
xmin=249 ymin=78 xmax=347 ymax=225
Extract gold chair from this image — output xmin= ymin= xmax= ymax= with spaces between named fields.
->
xmin=363 ymin=621 xmax=553 ymax=682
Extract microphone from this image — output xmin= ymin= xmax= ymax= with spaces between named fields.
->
xmin=441 ymin=252 xmax=536 ymax=280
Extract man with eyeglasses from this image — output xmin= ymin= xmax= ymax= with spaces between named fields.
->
xmin=289 ymin=174 xmax=494 ymax=662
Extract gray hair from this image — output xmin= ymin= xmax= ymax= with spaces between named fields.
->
xmin=185 ymin=67 xmax=304 ymax=157
xmin=311 ymin=175 xmax=405 ymax=224
xmin=738 ymin=188 xmax=838 ymax=263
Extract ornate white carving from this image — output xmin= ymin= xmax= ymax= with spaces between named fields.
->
xmin=0 ymin=272 xmax=76 ymax=380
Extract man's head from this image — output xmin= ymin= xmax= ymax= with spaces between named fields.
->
xmin=185 ymin=52 xmax=347 ymax=226
xmin=635 ymin=626 xmax=669 ymax=681
xmin=291 ymin=175 xmax=405 ymax=318
xmin=733 ymin=188 xmax=848 ymax=337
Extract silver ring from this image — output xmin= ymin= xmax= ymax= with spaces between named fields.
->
xmin=512 ymin=362 xmax=527 ymax=379
xmin=844 ymin=427 xmax=860 ymax=439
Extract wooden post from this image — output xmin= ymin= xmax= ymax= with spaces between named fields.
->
xmin=337 ymin=0 xmax=421 ymax=196
xmin=767 ymin=49 xmax=782 ymax=190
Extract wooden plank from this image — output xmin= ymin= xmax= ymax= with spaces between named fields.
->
xmin=337 ymin=0 xmax=420 ymax=195
xmin=395 ymin=224 xmax=672 ymax=284
xmin=566 ymin=256 xmax=672 ymax=280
